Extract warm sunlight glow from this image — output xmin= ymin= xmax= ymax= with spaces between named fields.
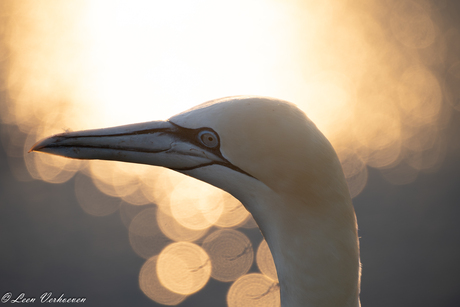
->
xmin=2 ymin=0 xmax=458 ymax=305
xmin=129 ymin=207 xmax=170 ymax=259
xmin=227 ymin=273 xmax=280 ymax=307
xmin=157 ymin=242 xmax=211 ymax=295
xmin=169 ymin=177 xmax=225 ymax=230
xmin=139 ymin=256 xmax=187 ymax=305
xmin=256 ymin=240 xmax=278 ymax=282
xmin=82 ymin=0 xmax=297 ymax=126
xmin=202 ymin=229 xmax=254 ymax=282
xmin=4 ymin=0 xmax=453 ymax=192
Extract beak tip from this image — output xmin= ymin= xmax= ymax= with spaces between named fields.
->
xmin=28 ymin=136 xmax=58 ymax=153
xmin=28 ymin=141 xmax=39 ymax=153
xmin=28 ymin=143 xmax=42 ymax=153
xmin=28 ymin=144 xmax=40 ymax=153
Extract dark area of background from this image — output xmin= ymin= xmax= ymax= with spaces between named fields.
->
xmin=1 ymin=2 xmax=460 ymax=307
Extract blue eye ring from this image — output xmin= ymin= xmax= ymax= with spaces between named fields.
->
xmin=198 ymin=130 xmax=219 ymax=148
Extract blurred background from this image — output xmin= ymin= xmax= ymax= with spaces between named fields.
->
xmin=1 ymin=0 xmax=459 ymax=306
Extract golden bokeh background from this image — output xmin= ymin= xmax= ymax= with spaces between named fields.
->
xmin=1 ymin=0 xmax=459 ymax=306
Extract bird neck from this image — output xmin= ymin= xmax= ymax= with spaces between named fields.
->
xmin=245 ymin=183 xmax=361 ymax=307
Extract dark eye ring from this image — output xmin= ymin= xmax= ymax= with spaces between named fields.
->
xmin=198 ymin=130 xmax=219 ymax=148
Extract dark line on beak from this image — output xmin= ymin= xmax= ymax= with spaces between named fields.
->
xmin=40 ymin=144 xmax=171 ymax=154
xmin=54 ymin=127 xmax=175 ymax=139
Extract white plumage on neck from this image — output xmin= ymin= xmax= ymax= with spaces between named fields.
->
xmin=171 ymin=96 xmax=361 ymax=306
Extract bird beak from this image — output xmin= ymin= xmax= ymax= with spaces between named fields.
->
xmin=29 ymin=120 xmax=226 ymax=171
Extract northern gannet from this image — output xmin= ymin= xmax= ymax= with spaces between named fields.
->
xmin=30 ymin=96 xmax=361 ymax=307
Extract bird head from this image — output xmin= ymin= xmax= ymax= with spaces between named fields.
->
xmin=30 ymin=96 xmax=347 ymax=209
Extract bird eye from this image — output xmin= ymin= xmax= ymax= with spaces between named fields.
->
xmin=198 ymin=130 xmax=219 ymax=148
